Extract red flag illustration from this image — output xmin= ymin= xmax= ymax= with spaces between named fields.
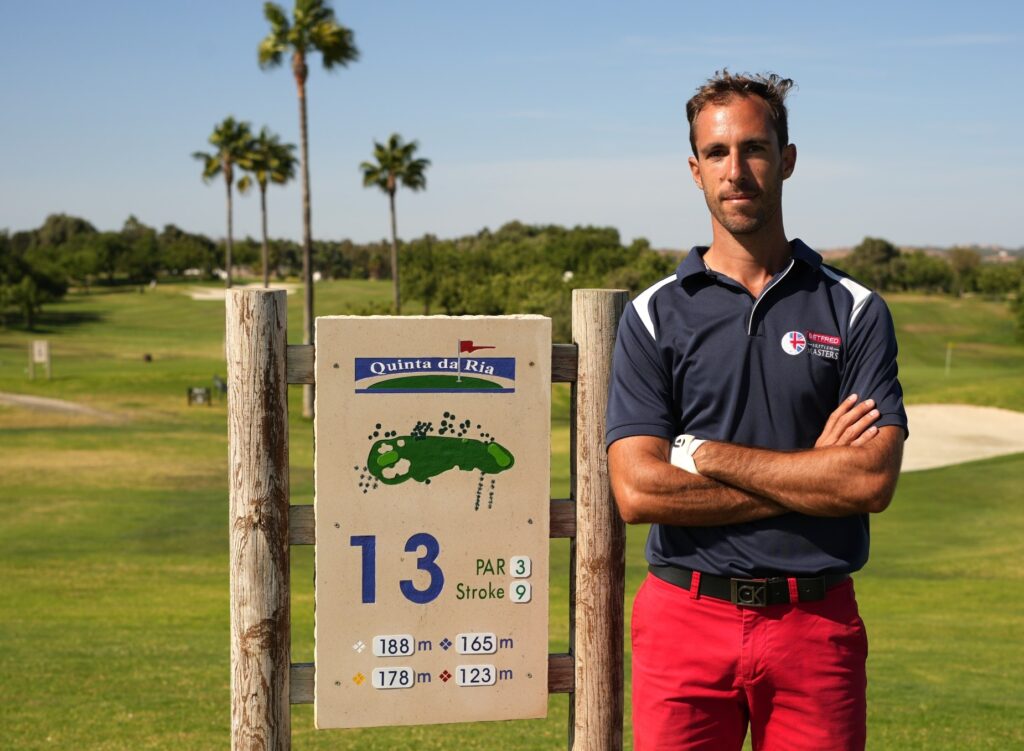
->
xmin=459 ymin=340 xmax=495 ymax=354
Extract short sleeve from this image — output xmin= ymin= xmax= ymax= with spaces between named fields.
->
xmin=605 ymin=303 xmax=677 ymax=447
xmin=838 ymin=294 xmax=909 ymax=437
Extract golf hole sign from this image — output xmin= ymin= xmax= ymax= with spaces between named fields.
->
xmin=314 ymin=315 xmax=552 ymax=729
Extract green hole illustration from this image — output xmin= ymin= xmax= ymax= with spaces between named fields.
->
xmin=365 ymin=436 xmax=515 ymax=485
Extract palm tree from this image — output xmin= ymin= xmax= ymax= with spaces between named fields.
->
xmin=238 ymin=127 xmax=298 ymax=288
xmin=193 ymin=117 xmax=253 ymax=288
xmin=259 ymin=0 xmax=358 ymax=417
xmin=360 ymin=134 xmax=431 ymax=313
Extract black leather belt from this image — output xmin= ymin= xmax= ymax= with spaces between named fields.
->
xmin=649 ymin=564 xmax=849 ymax=607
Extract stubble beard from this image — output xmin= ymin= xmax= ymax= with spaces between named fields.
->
xmin=704 ymin=174 xmax=784 ymax=236
xmin=707 ymin=196 xmax=770 ymax=235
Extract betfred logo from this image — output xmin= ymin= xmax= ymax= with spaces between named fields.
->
xmin=807 ymin=331 xmax=842 ymax=347
xmin=780 ymin=331 xmax=807 ymax=356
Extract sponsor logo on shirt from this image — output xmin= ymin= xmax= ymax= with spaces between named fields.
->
xmin=780 ymin=331 xmax=807 ymax=355
xmin=806 ymin=330 xmax=842 ymax=360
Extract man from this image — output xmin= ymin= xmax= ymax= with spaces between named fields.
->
xmin=606 ymin=71 xmax=907 ymax=751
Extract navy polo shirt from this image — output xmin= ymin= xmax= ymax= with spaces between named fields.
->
xmin=606 ymin=239 xmax=908 ymax=577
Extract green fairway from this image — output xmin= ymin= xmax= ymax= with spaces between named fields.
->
xmin=1 ymin=284 xmax=1022 ymax=749
xmin=365 ymin=374 xmax=504 ymax=390
xmin=888 ymin=293 xmax=1024 ymax=409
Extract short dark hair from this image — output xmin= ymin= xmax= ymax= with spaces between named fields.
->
xmin=686 ymin=70 xmax=795 ymax=156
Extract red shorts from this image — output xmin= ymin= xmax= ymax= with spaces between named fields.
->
xmin=631 ymin=572 xmax=868 ymax=751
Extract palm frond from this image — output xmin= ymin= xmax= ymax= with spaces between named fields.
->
xmin=263 ymin=2 xmax=289 ymax=34
xmin=295 ymin=0 xmax=333 ymax=29
xmin=314 ymin=22 xmax=359 ymax=68
xmin=259 ymin=2 xmax=290 ymax=67
xmin=237 ymin=125 xmax=297 ymax=191
xmin=402 ymin=157 xmax=431 ymax=191
xmin=193 ymin=151 xmax=222 ymax=183
xmin=208 ymin=117 xmax=254 ymax=154
xmin=258 ymin=35 xmax=286 ymax=68
xmin=260 ymin=0 xmax=357 ymax=71
xmin=360 ymin=164 xmax=387 ymax=191
xmin=360 ymin=133 xmax=431 ymax=194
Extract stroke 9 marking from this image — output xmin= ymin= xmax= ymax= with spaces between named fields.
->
xmin=510 ymin=581 xmax=532 ymax=603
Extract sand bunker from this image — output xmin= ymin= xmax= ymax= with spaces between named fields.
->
xmin=902 ymin=404 xmax=1024 ymax=472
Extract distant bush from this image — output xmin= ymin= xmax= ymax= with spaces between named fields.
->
xmin=0 ymin=229 xmax=69 ymax=329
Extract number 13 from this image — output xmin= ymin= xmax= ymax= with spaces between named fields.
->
xmin=350 ymin=533 xmax=445 ymax=605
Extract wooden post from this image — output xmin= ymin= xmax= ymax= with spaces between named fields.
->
xmin=570 ymin=289 xmax=628 ymax=750
xmin=227 ymin=290 xmax=291 ymax=751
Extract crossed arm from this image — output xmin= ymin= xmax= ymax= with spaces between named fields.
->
xmin=608 ymin=395 xmax=905 ymax=526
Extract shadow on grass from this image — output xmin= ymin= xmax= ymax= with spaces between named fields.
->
xmin=1 ymin=309 xmax=105 ymax=333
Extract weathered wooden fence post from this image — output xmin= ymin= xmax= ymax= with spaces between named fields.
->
xmin=227 ymin=289 xmax=291 ymax=751
xmin=571 ymin=289 xmax=628 ymax=750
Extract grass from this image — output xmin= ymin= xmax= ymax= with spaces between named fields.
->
xmin=887 ymin=293 xmax=1024 ymax=408
xmin=0 ymin=282 xmax=1022 ymax=749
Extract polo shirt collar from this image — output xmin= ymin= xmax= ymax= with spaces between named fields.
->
xmin=676 ymin=238 xmax=822 ymax=281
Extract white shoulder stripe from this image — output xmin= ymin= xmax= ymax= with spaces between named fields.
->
xmin=632 ymin=274 xmax=678 ymax=339
xmin=821 ymin=265 xmax=872 ymax=328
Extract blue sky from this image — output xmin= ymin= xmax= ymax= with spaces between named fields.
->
xmin=2 ymin=1 xmax=1022 ymax=249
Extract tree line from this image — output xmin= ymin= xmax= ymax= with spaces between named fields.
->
xmin=831 ymin=237 xmax=1023 ymax=299
xmin=0 ymin=214 xmax=677 ymax=339
xmin=4 ymin=214 xmax=1022 ymax=338
xmin=830 ymin=237 xmax=1024 ymax=337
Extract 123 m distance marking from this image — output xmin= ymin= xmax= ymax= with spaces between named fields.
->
xmin=456 ymin=665 xmax=496 ymax=687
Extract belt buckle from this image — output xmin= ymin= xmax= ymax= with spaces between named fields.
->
xmin=730 ymin=577 xmax=768 ymax=607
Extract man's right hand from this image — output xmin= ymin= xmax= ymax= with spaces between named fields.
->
xmin=814 ymin=394 xmax=880 ymax=448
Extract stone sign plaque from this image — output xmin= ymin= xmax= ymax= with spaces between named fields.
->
xmin=314 ymin=315 xmax=551 ymax=729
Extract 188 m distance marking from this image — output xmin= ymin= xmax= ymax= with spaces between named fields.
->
xmin=373 ymin=634 xmax=415 ymax=657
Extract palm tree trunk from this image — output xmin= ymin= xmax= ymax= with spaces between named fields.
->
xmin=296 ymin=67 xmax=314 ymax=417
xmin=389 ymin=190 xmax=400 ymax=314
xmin=260 ymin=185 xmax=270 ymax=288
xmin=225 ymin=176 xmax=234 ymax=289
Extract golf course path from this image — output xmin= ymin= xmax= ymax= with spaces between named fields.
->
xmin=902 ymin=404 xmax=1024 ymax=472
xmin=0 ymin=392 xmax=118 ymax=421
xmin=189 ymin=282 xmax=299 ymax=301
